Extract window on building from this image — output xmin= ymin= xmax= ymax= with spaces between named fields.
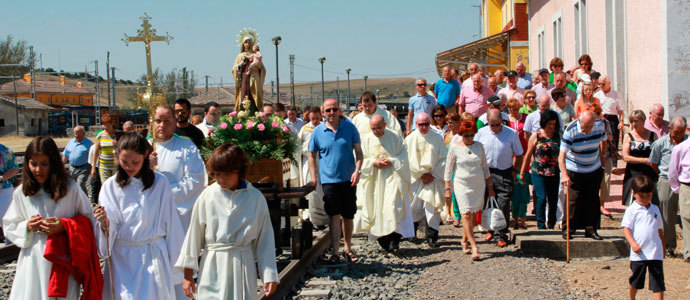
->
xmin=537 ymin=28 xmax=546 ymax=69
xmin=0 ymin=119 xmax=5 ymax=127
xmin=553 ymin=17 xmax=562 ymax=59
xmin=501 ymin=0 xmax=514 ymax=29
xmin=574 ymin=0 xmax=589 ymax=58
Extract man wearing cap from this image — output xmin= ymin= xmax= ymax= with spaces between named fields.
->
xmin=434 ymin=66 xmax=461 ymax=114
xmin=497 ymin=71 xmax=525 ymax=105
xmin=458 ymin=73 xmax=493 ymax=118
xmin=477 ymin=95 xmax=509 ymax=128
xmin=532 ymin=68 xmax=555 ymax=99
xmin=548 ymin=72 xmax=577 ymax=105
xmin=515 ymin=62 xmax=533 ymax=90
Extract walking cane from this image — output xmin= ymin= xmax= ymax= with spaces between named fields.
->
xmin=94 ymin=204 xmax=116 ymax=300
xmin=566 ymin=187 xmax=570 ymax=264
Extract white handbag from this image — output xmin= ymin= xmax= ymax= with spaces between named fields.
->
xmin=481 ymin=196 xmax=507 ymax=231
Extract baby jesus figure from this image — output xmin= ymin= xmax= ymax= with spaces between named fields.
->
xmin=248 ymin=45 xmax=263 ymax=72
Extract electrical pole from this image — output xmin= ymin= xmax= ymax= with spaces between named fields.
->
xmin=364 ymin=75 xmax=368 ymax=92
xmin=111 ymin=67 xmax=116 ymax=109
xmin=336 ymin=76 xmax=340 ymax=102
xmin=289 ymin=54 xmax=295 ymax=107
xmin=29 ymin=46 xmax=36 ymax=101
xmin=309 ymin=85 xmax=313 ymax=106
xmin=345 ymin=69 xmax=351 ymax=111
xmin=94 ymin=60 xmax=101 ymax=126
xmin=272 ymin=36 xmax=282 ymax=104
xmin=205 ymin=75 xmax=209 ymax=93
xmin=106 ymin=51 xmax=111 ymax=111
xmin=271 ymin=81 xmax=274 ymax=97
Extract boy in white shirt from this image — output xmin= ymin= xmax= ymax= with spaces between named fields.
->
xmin=621 ymin=175 xmax=665 ymax=300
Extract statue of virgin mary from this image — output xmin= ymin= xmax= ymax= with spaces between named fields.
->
xmin=232 ymin=29 xmax=266 ymax=112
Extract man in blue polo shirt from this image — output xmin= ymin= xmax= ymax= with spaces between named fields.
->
xmin=308 ymin=98 xmax=363 ymax=263
xmin=434 ymin=66 xmax=461 ymax=113
xmin=406 ymin=78 xmax=436 ymax=135
xmin=62 ymin=125 xmax=93 ymax=194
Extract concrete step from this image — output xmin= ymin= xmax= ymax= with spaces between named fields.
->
xmin=511 ymin=229 xmax=629 ymax=259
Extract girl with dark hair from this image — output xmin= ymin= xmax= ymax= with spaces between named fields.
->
xmin=3 ymin=137 xmax=96 ymax=300
xmin=94 ymin=132 xmax=186 ymax=300
xmin=520 ymin=110 xmax=561 ymax=230
xmin=176 ymin=143 xmax=279 ymax=299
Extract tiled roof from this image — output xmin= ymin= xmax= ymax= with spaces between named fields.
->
xmin=189 ymin=87 xmax=235 ymax=106
xmin=0 ymin=95 xmax=56 ymax=110
xmin=0 ymin=78 xmax=94 ymax=95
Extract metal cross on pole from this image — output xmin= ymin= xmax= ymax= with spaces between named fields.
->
xmin=122 ymin=13 xmax=173 ymax=95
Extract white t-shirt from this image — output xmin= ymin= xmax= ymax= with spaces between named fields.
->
xmin=594 ymin=89 xmax=623 ymax=116
xmin=621 ymin=201 xmax=664 ymax=261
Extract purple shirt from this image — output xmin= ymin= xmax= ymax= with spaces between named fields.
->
xmin=458 ymin=86 xmax=493 ymax=118
xmin=531 ymin=82 xmax=555 ymax=100
xmin=644 ymin=119 xmax=670 ymax=137
xmin=668 ymin=138 xmax=690 ymax=193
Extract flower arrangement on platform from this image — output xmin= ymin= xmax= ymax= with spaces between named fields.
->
xmin=202 ymin=98 xmax=298 ymax=162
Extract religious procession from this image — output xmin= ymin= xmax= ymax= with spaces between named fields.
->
xmin=1 ymin=1 xmax=690 ymax=299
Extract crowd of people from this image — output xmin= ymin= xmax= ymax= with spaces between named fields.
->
xmin=0 ymin=54 xmax=687 ymax=299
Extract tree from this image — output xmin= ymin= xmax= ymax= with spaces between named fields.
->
xmin=127 ymin=67 xmax=198 ymax=106
xmin=0 ymin=35 xmax=29 ymax=84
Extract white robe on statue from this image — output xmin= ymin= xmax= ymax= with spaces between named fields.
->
xmin=175 ymin=181 xmax=279 ymax=300
xmin=355 ymin=129 xmax=414 ymax=238
xmin=352 ymin=106 xmax=403 ymax=137
xmin=297 ymin=123 xmax=328 ymax=226
xmin=404 ymin=130 xmax=447 ymax=231
xmin=96 ymin=173 xmax=185 ymax=300
xmin=153 ymin=136 xmax=207 ymax=230
xmin=3 ymin=182 xmax=95 ymax=300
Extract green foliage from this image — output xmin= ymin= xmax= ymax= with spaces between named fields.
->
xmin=201 ymin=110 xmax=298 ymax=163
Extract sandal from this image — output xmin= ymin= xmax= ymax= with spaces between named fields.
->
xmin=453 ymin=219 xmax=460 ymax=228
xmin=462 ymin=242 xmax=471 ymax=254
xmin=472 ymin=247 xmax=479 ymax=261
xmin=342 ymin=250 xmax=359 ymax=262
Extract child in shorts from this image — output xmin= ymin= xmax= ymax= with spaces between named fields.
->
xmin=621 ymin=175 xmax=665 ymax=300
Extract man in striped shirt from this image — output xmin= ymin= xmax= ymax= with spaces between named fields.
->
xmin=559 ymin=110 xmax=607 ymax=240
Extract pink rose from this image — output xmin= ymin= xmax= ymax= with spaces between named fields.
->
xmin=261 ymin=112 xmax=267 ymax=118
xmin=234 ymin=123 xmax=243 ymax=130
xmin=207 ymin=128 xmax=212 ymax=135
xmin=282 ymin=126 xmax=290 ymax=133
xmin=220 ymin=122 xmax=228 ymax=129
xmin=257 ymin=124 xmax=266 ymax=131
xmin=247 ymin=121 xmax=254 ymax=129
xmin=229 ymin=111 xmax=237 ymax=117
xmin=272 ymin=121 xmax=280 ymax=128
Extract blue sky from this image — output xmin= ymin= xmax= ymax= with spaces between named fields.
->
xmin=2 ymin=0 xmax=481 ymax=85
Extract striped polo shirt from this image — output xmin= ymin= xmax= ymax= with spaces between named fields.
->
xmin=560 ymin=119 xmax=607 ymax=173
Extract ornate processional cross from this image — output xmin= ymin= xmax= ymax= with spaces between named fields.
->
xmin=121 ymin=13 xmax=173 ymax=95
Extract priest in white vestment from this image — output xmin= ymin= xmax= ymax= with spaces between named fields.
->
xmin=352 ymin=91 xmax=402 ymax=137
xmin=150 ymin=106 xmax=207 ymax=231
xmin=404 ymin=113 xmax=448 ymax=248
xmin=297 ymin=108 xmax=328 ymax=227
xmin=355 ymin=115 xmax=413 ymax=252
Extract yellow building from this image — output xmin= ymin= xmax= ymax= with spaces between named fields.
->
xmin=0 ymin=74 xmax=94 ymax=106
xmin=436 ymin=0 xmax=530 ymax=75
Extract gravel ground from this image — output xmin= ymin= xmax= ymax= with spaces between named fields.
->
xmin=0 ymin=261 xmax=15 ymax=299
xmin=294 ymin=223 xmax=572 ymax=300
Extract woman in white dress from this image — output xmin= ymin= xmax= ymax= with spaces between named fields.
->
xmin=3 ymin=137 xmax=96 ymax=300
xmin=444 ymin=119 xmax=494 ymax=261
xmin=176 ymin=143 xmax=279 ymax=299
xmin=93 ymin=132 xmax=185 ymax=300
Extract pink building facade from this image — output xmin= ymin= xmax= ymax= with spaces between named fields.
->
xmin=528 ymin=0 xmax=690 ymax=119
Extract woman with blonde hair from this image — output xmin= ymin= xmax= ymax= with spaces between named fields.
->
xmin=520 ymin=90 xmax=538 ymax=114
xmin=574 ymin=82 xmax=600 ymax=118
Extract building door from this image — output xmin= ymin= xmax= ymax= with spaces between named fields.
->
xmin=605 ymin=0 xmax=627 ymax=111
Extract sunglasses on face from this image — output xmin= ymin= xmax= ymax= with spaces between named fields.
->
xmin=417 ymin=123 xmax=430 ymax=127
xmin=174 ymin=109 xmax=188 ymax=114
xmin=463 ymin=133 xmax=475 ymax=138
xmin=489 ymin=123 xmax=502 ymax=127
xmin=324 ymin=108 xmax=338 ymax=113
xmin=416 ymin=83 xmax=427 ymax=86
xmin=433 ymin=114 xmax=445 ymax=118
xmin=580 ymin=62 xmax=591 ymax=66
xmin=526 ymin=96 xmax=536 ymax=99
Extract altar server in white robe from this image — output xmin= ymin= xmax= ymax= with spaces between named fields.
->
xmin=94 ymin=132 xmax=185 ymax=300
xmin=149 ymin=105 xmax=206 ymax=231
xmin=352 ymin=91 xmax=403 ymax=137
xmin=404 ymin=113 xmax=448 ymax=248
xmin=3 ymin=137 xmax=96 ymax=300
xmin=175 ymin=143 xmax=279 ymax=300
xmin=356 ymin=115 xmax=413 ymax=252
xmin=297 ymin=107 xmax=328 ymax=227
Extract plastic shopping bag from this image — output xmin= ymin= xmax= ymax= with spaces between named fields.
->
xmin=481 ymin=196 xmax=507 ymax=231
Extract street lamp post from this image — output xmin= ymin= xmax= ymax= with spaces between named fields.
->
xmin=345 ymin=68 xmax=351 ymax=111
xmin=272 ymin=36 xmax=282 ymax=104
xmin=364 ymin=75 xmax=368 ymax=92
xmin=318 ymin=57 xmax=326 ymax=102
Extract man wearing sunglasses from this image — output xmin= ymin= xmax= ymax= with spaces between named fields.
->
xmin=474 ymin=109 xmax=524 ymax=247
xmin=406 ymin=78 xmax=436 ymax=135
xmin=352 ymin=91 xmax=403 ymax=138
xmin=308 ymin=99 xmax=363 ymax=263
xmin=405 ymin=113 xmax=448 ymax=248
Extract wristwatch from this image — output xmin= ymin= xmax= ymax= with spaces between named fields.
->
xmin=356 ymin=170 xmax=362 ymax=174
